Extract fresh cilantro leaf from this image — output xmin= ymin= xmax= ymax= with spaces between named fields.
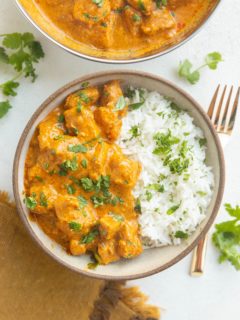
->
xmin=0 ymin=80 xmax=19 ymax=96
xmin=39 ymin=192 xmax=48 ymax=207
xmin=69 ymin=221 xmax=81 ymax=231
xmin=109 ymin=212 xmax=124 ymax=222
xmin=2 ymin=33 xmax=22 ymax=49
xmin=66 ymin=184 xmax=76 ymax=195
xmin=81 ymin=159 xmax=88 ymax=168
xmin=68 ymin=144 xmax=88 ymax=153
xmin=92 ymin=0 xmax=104 ymax=7
xmin=178 ymin=52 xmax=223 ymax=85
xmin=57 ymin=114 xmax=65 ymax=123
xmin=0 ymin=100 xmax=12 ymax=118
xmin=178 ymin=60 xmax=200 ymax=85
xmin=26 ymin=40 xmax=45 ymax=61
xmin=175 ymin=230 xmax=188 ymax=239
xmin=212 ymin=204 xmax=240 ymax=270
xmin=205 ymin=52 xmax=223 ymax=70
xmin=24 ymin=196 xmax=37 ymax=210
xmin=80 ymin=177 xmax=95 ymax=192
xmin=167 ymin=203 xmax=181 ymax=215
xmin=21 ymin=32 xmax=35 ymax=45
xmin=153 ymin=130 xmax=180 ymax=155
xmin=80 ymin=229 xmax=99 ymax=244
xmin=128 ymin=99 xmax=145 ymax=111
xmin=78 ymin=195 xmax=88 ymax=209
xmin=114 ymin=96 xmax=126 ymax=112
xmin=0 ymin=47 xmax=9 ymax=63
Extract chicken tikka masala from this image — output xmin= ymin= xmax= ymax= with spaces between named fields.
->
xmin=24 ymin=80 xmax=143 ymax=265
xmin=20 ymin=0 xmax=216 ymax=59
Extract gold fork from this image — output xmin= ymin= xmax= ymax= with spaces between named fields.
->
xmin=190 ymin=85 xmax=240 ymax=276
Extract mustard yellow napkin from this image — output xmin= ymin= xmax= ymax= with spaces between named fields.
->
xmin=0 ymin=192 xmax=160 ymax=320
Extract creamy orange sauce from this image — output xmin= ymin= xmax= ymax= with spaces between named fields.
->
xmin=24 ymin=81 xmax=143 ymax=265
xmin=20 ymin=0 xmax=217 ymax=59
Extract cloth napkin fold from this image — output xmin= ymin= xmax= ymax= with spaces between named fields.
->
xmin=0 ymin=192 xmax=160 ymax=320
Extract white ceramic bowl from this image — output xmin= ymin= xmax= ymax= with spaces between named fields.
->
xmin=13 ymin=71 xmax=225 ymax=280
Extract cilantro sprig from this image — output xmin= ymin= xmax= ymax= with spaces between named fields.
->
xmin=0 ymin=32 xmax=44 ymax=118
xmin=178 ymin=52 xmax=223 ymax=85
xmin=212 ymin=204 xmax=240 ymax=270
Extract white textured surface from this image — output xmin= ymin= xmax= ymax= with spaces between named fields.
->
xmin=1 ymin=1 xmax=240 ymax=319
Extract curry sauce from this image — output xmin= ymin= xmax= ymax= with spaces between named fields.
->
xmin=24 ymin=80 xmax=143 ymax=265
xmin=21 ymin=0 xmax=216 ymax=59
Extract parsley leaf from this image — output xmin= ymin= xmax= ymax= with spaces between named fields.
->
xmin=212 ymin=204 xmax=240 ymax=270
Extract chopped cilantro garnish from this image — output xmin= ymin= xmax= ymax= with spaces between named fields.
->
xmin=68 ymin=144 xmax=88 ymax=153
xmin=80 ymin=229 xmax=99 ymax=244
xmin=81 ymin=159 xmax=88 ymax=168
xmin=114 ymin=96 xmax=126 ymax=112
xmin=66 ymin=184 xmax=76 ymax=195
xmin=175 ymin=230 xmax=188 ymax=239
xmin=167 ymin=203 xmax=181 ymax=215
xmin=108 ymin=212 xmax=124 ymax=222
xmin=24 ymin=196 xmax=37 ymax=210
xmin=153 ymin=130 xmax=180 ymax=155
xmin=69 ymin=221 xmax=81 ymax=231
xmin=39 ymin=192 xmax=48 ymax=207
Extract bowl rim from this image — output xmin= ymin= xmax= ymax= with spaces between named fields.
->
xmin=15 ymin=0 xmax=221 ymax=64
xmin=13 ymin=70 xmax=225 ymax=280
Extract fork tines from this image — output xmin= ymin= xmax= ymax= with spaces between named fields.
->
xmin=208 ymin=85 xmax=240 ymax=134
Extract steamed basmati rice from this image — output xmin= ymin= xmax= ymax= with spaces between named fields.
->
xmin=118 ymin=88 xmax=214 ymax=247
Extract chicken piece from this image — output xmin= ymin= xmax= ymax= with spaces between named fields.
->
xmin=64 ymin=107 xmax=101 ymax=143
xmin=85 ymin=13 xmax=116 ymax=49
xmin=101 ymin=80 xmax=123 ymax=107
xmin=109 ymin=145 xmax=141 ymax=187
xmin=28 ymin=163 xmax=46 ymax=183
xmin=141 ymin=8 xmax=176 ymax=35
xmin=126 ymin=0 xmax=153 ymax=15
xmin=99 ymin=213 xmax=123 ymax=240
xmin=46 ymin=0 xmax=65 ymax=5
xmin=38 ymin=111 xmax=63 ymax=151
xmin=28 ymin=184 xmax=58 ymax=215
xmin=118 ymin=221 xmax=143 ymax=258
xmin=55 ymin=195 xmax=97 ymax=236
xmin=98 ymin=239 xmax=120 ymax=264
xmin=70 ymin=239 xmax=87 ymax=255
xmin=94 ymin=107 xmax=122 ymax=141
xmin=110 ymin=0 xmax=125 ymax=10
xmin=118 ymin=237 xmax=142 ymax=258
xmin=168 ymin=0 xmax=189 ymax=9
xmin=123 ymin=6 xmax=142 ymax=35
xmin=89 ymin=142 xmax=110 ymax=180
xmin=73 ymin=0 xmax=111 ymax=26
xmin=65 ymin=87 xmax=100 ymax=109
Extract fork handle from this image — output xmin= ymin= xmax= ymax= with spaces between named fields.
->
xmin=190 ymin=235 xmax=208 ymax=276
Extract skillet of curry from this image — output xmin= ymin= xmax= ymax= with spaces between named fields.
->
xmin=24 ymin=80 xmax=143 ymax=265
xmin=19 ymin=0 xmax=218 ymax=60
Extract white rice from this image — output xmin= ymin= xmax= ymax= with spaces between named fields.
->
xmin=118 ymin=88 xmax=214 ymax=247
